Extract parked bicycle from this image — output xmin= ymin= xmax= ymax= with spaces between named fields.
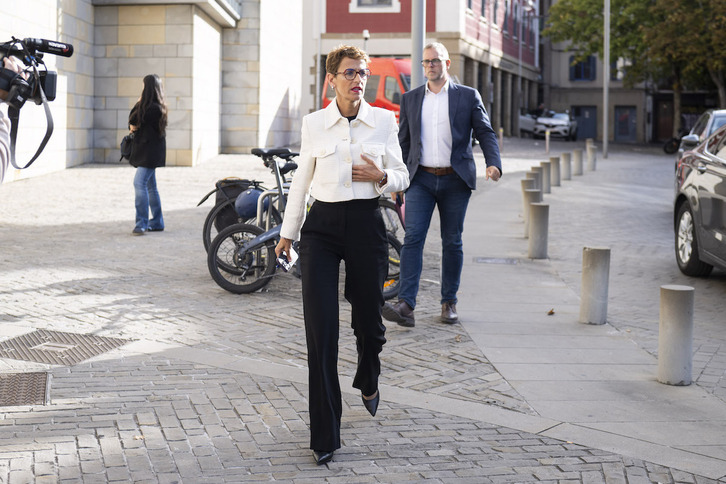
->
xmin=207 ymin=220 xmax=402 ymax=298
xmin=205 ymin=148 xmax=405 ymax=298
xmin=197 ymin=148 xmax=298 ymax=251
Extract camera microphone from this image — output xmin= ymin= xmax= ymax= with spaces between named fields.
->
xmin=22 ymin=38 xmax=74 ymax=58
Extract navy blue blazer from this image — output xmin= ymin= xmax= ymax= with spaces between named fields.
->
xmin=398 ymin=81 xmax=502 ymax=190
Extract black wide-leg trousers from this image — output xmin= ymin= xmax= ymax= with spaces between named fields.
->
xmin=299 ymin=198 xmax=388 ymax=452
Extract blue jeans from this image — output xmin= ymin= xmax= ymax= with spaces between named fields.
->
xmin=398 ymin=170 xmax=472 ymax=308
xmin=133 ymin=167 xmax=164 ymax=231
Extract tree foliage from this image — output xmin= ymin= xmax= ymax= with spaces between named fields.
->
xmin=543 ymin=0 xmax=726 ymax=134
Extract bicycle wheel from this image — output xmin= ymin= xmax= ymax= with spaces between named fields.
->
xmin=203 ymin=199 xmax=282 ymax=252
xmin=382 ymin=232 xmax=401 ymax=301
xmin=378 ymin=198 xmax=405 ymax=243
xmin=207 ymin=223 xmax=277 ymax=294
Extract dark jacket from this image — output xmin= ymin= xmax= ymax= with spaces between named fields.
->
xmin=128 ymin=103 xmax=166 ymax=168
xmin=398 ymin=81 xmax=502 ymax=190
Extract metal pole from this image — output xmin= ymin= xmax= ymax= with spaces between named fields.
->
xmin=315 ymin=0 xmax=324 ymax=111
xmin=516 ymin=1 xmax=523 ymax=137
xmin=411 ymin=0 xmax=426 ymax=89
xmin=603 ymin=0 xmax=610 ymax=158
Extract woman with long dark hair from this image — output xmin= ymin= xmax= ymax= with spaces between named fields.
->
xmin=128 ymin=74 xmax=168 ymax=235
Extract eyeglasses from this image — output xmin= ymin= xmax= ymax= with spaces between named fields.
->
xmin=335 ymin=68 xmax=371 ymax=80
xmin=422 ymin=59 xmax=444 ymax=66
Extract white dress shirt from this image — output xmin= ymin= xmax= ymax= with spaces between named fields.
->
xmin=420 ymin=79 xmax=453 ymax=168
xmin=280 ymin=100 xmax=410 ymax=241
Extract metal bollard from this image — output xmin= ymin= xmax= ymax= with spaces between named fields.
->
xmin=587 ymin=144 xmax=597 ymax=171
xmin=561 ymin=152 xmax=572 ymax=181
xmin=531 ymin=166 xmax=543 ymax=192
xmin=573 ymin=149 xmax=583 ymax=176
xmin=522 ymin=188 xmax=541 ymax=237
xmin=549 ymin=156 xmax=561 ymax=187
xmin=521 ymin=177 xmax=540 ymax=200
xmin=578 ymin=247 xmax=610 ymax=325
xmin=525 ymin=171 xmax=539 ymax=192
xmin=657 ymin=285 xmax=694 ymax=386
xmin=521 ymin=178 xmax=536 ymax=221
xmin=528 ymin=202 xmax=549 ymax=259
xmin=545 ymin=130 xmax=550 ymax=154
xmin=540 ymin=161 xmax=551 ymax=194
xmin=521 ymin=177 xmax=535 ymax=191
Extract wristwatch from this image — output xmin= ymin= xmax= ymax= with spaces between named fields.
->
xmin=377 ymin=172 xmax=388 ymax=187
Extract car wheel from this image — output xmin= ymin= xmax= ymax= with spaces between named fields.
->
xmin=675 ymin=201 xmax=713 ymax=277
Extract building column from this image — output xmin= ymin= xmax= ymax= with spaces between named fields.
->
xmin=493 ymin=68 xmax=502 ymax=133
xmin=464 ymin=56 xmax=475 ymax=87
xmin=481 ymin=62 xmax=493 ymax=116
xmin=95 ymin=4 xmax=222 ymax=167
xmin=503 ymin=71 xmax=512 ymax=137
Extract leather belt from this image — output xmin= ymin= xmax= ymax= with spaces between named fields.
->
xmin=419 ymin=166 xmax=455 ymax=176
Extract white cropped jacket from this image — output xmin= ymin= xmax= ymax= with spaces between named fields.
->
xmin=280 ymin=100 xmax=410 ymax=241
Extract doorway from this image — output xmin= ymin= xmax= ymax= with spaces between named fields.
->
xmin=614 ymin=105 xmax=637 ymax=143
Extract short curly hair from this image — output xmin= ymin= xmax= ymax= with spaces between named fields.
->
xmin=326 ymin=44 xmax=370 ymax=75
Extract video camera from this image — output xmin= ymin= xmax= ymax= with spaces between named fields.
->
xmin=0 ymin=37 xmax=74 ymax=169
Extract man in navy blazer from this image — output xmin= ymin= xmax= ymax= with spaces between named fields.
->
xmin=382 ymin=42 xmax=502 ymax=327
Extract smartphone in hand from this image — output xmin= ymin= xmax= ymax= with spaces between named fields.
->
xmin=276 ymin=247 xmax=299 ymax=272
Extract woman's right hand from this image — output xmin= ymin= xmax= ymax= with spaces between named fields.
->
xmin=275 ymin=237 xmax=292 ymax=258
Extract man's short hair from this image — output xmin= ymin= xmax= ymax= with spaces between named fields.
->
xmin=326 ymin=45 xmax=370 ymax=75
xmin=424 ymin=42 xmax=449 ymax=60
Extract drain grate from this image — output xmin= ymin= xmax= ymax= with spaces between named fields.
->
xmin=0 ymin=329 xmax=130 ymax=365
xmin=474 ymin=257 xmax=518 ymax=265
xmin=0 ymin=372 xmax=48 ymax=406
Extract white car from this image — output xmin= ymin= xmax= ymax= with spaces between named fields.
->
xmin=534 ymin=111 xmax=578 ymax=141
xmin=519 ymin=112 xmax=537 ymax=137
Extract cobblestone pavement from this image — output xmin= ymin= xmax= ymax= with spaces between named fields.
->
xmin=0 ymin=141 xmax=724 ymax=483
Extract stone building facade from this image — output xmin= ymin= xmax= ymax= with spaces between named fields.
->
xmin=1 ymin=0 xmax=302 ymax=184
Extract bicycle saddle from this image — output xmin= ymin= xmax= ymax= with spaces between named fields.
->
xmin=251 ymin=148 xmax=289 ymax=157
xmin=280 ymin=162 xmax=298 ymax=175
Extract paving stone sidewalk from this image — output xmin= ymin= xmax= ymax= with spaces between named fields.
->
xmin=0 ymin=141 xmax=723 ymax=482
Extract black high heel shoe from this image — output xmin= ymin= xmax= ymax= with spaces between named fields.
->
xmin=313 ymin=450 xmax=334 ymax=465
xmin=362 ymin=390 xmax=380 ymax=416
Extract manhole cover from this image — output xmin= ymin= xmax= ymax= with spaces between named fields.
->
xmin=0 ymin=330 xmax=130 ymax=365
xmin=0 ymin=372 xmax=48 ymax=406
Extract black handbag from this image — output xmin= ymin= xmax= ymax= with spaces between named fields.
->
xmin=120 ymin=132 xmax=135 ymax=164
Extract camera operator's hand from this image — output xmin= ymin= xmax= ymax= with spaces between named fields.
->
xmin=0 ymin=56 xmax=28 ymax=102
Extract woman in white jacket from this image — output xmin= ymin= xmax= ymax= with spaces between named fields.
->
xmin=275 ymin=45 xmax=409 ymax=465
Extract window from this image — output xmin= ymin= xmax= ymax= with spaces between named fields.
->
xmin=691 ymin=112 xmax=710 ymax=137
xmin=711 ymin=129 xmax=726 ymax=160
xmin=493 ymin=0 xmax=498 ymax=24
xmin=467 ymin=0 xmax=473 ymax=9
xmin=569 ymin=56 xmax=597 ymax=81
xmin=706 ymin=126 xmax=726 ymax=157
xmin=503 ymin=0 xmax=509 ymax=32
xmin=364 ymin=75 xmax=380 ymax=104
xmin=481 ymin=0 xmax=487 ymax=17
xmin=513 ymin=2 xmax=518 ymax=37
xmin=384 ymin=77 xmax=401 ymax=105
xmin=349 ymin=0 xmax=401 ymax=13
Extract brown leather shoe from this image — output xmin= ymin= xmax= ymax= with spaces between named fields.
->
xmin=441 ymin=302 xmax=458 ymax=324
xmin=381 ymin=300 xmax=415 ymax=327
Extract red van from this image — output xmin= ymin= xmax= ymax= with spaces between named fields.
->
xmin=323 ymin=57 xmax=411 ymax=121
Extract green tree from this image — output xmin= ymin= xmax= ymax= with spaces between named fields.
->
xmin=544 ymin=0 xmax=724 ymax=137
